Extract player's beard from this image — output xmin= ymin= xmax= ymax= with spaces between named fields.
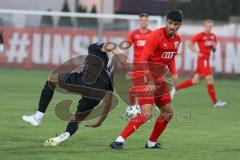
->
xmin=141 ymin=26 xmax=148 ymax=31
xmin=167 ymin=29 xmax=175 ymax=37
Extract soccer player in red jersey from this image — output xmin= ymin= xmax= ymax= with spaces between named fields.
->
xmin=110 ymin=10 xmax=183 ymax=149
xmin=176 ymin=19 xmax=226 ymax=107
xmin=127 ymin=13 xmax=154 ymax=108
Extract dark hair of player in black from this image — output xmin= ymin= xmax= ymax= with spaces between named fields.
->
xmin=139 ymin=13 xmax=149 ymax=18
xmin=167 ymin=10 xmax=184 ymax=23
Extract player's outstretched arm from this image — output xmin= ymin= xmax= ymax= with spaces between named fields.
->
xmin=85 ymin=91 xmax=113 ymax=128
xmin=102 ymin=43 xmax=128 ymax=71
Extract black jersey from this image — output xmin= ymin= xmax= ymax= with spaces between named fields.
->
xmin=82 ymin=42 xmax=113 ymax=85
xmin=58 ymin=42 xmax=114 ymax=94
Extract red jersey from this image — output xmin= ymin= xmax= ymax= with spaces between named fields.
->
xmin=128 ymin=29 xmax=152 ymax=62
xmin=140 ymin=27 xmax=181 ymax=79
xmin=191 ymin=32 xmax=217 ymax=59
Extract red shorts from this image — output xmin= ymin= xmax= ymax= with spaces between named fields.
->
xmin=195 ymin=58 xmax=212 ymax=78
xmin=130 ymin=71 xmax=154 ymax=106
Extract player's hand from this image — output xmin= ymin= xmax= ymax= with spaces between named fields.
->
xmin=211 ymin=43 xmax=216 ymax=52
xmin=126 ymin=57 xmax=131 ymax=63
xmin=145 ymin=80 xmax=156 ymax=93
xmin=171 ymin=74 xmax=178 ymax=86
xmin=85 ymin=122 xmax=102 ymax=128
xmin=116 ymin=54 xmax=129 ymax=72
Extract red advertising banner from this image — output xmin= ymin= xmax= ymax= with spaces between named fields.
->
xmin=0 ymin=26 xmax=239 ymax=76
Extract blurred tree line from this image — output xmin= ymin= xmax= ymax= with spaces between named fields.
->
xmin=168 ymin=0 xmax=240 ymax=21
xmin=40 ymin=0 xmax=97 ymax=28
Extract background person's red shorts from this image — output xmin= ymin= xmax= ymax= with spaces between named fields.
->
xmin=195 ymin=58 xmax=212 ymax=78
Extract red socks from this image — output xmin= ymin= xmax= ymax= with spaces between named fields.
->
xmin=149 ymin=114 xmax=172 ymax=142
xmin=177 ymin=80 xmax=217 ymax=104
xmin=176 ymin=80 xmax=193 ymax=91
xmin=120 ymin=112 xmax=173 ymax=142
xmin=121 ymin=113 xmax=148 ymax=139
xmin=207 ymin=84 xmax=217 ymax=104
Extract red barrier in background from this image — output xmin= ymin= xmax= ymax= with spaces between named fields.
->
xmin=0 ymin=26 xmax=239 ymax=76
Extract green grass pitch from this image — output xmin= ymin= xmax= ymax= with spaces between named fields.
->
xmin=0 ymin=68 xmax=240 ymax=160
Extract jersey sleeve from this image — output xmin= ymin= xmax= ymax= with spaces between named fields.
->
xmin=127 ymin=31 xmax=134 ymax=43
xmin=191 ymin=33 xmax=201 ymax=44
xmin=167 ymin=58 xmax=177 ymax=75
xmin=168 ymin=36 xmax=181 ymax=74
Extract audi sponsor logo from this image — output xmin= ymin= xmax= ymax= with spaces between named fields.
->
xmin=162 ymin=52 xmax=176 ymax=59
xmin=137 ymin=40 xmax=146 ymax=46
xmin=204 ymin=40 xmax=213 ymax=46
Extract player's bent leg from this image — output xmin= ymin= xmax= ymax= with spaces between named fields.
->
xmin=48 ymin=74 xmax=60 ymax=87
xmin=44 ymin=97 xmax=100 ymax=146
xmin=65 ymin=97 xmax=100 ymax=136
xmin=22 ymin=76 xmax=58 ymax=127
xmin=206 ymin=75 xmax=214 ymax=84
xmin=146 ymin=93 xmax=174 ymax=149
xmin=192 ymin=74 xmax=200 ymax=85
xmin=110 ymin=103 xmax=154 ymax=149
xmin=176 ymin=74 xmax=200 ymax=91
xmin=205 ymin=75 xmax=226 ymax=107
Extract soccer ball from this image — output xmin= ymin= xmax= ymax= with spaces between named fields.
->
xmin=125 ymin=104 xmax=141 ymax=121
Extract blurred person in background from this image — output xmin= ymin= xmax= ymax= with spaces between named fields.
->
xmin=176 ymin=19 xmax=226 ymax=107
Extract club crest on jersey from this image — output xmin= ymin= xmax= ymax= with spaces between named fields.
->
xmin=135 ymin=35 xmax=140 ymax=39
xmin=174 ymin=42 xmax=179 ymax=49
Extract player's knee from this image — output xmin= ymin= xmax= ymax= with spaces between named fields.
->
xmin=162 ymin=111 xmax=174 ymax=121
xmin=192 ymin=79 xmax=199 ymax=84
xmin=49 ymin=74 xmax=59 ymax=83
xmin=48 ymin=75 xmax=54 ymax=82
xmin=141 ymin=105 xmax=154 ymax=120
xmin=206 ymin=77 xmax=214 ymax=84
xmin=142 ymin=112 xmax=153 ymax=120
xmin=161 ymin=105 xmax=174 ymax=119
xmin=167 ymin=111 xmax=174 ymax=119
xmin=146 ymin=114 xmax=153 ymax=120
xmin=47 ymin=81 xmax=56 ymax=90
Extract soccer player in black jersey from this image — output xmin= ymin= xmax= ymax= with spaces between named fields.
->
xmin=22 ymin=42 xmax=127 ymax=146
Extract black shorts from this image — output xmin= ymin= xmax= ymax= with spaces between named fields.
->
xmin=58 ymin=72 xmax=113 ymax=100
